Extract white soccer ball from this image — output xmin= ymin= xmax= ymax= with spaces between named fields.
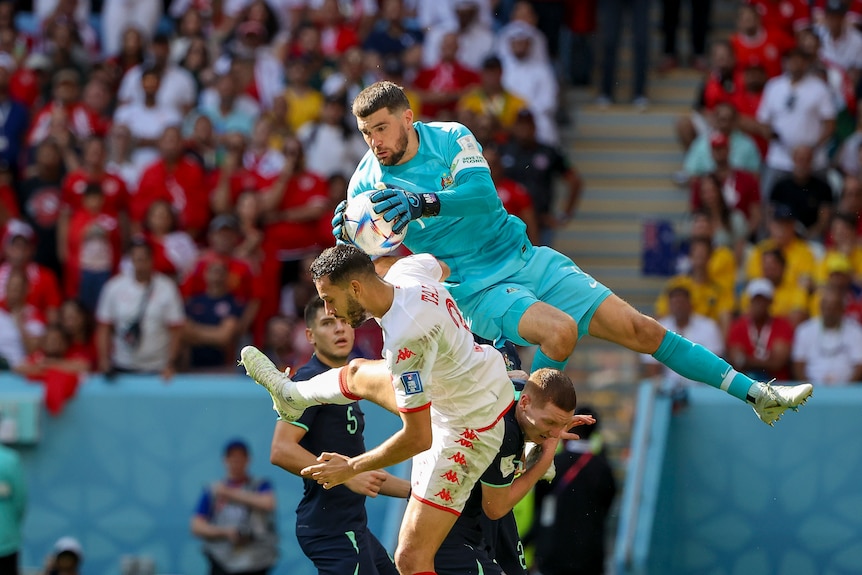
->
xmin=342 ymin=191 xmax=406 ymax=256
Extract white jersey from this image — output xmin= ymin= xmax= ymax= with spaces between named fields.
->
xmin=381 ymin=255 xmax=514 ymax=430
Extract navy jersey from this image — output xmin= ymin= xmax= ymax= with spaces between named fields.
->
xmin=292 ymin=356 xmax=369 ymax=533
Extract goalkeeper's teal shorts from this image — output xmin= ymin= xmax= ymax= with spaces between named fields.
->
xmin=456 ymin=245 xmax=612 ymax=347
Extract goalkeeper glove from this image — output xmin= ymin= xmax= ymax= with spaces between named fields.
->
xmin=331 ymin=199 xmax=348 ymax=243
xmin=370 ymin=187 xmax=440 ymax=234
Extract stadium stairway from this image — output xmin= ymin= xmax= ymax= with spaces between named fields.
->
xmin=549 ymin=2 xmax=738 ymax=459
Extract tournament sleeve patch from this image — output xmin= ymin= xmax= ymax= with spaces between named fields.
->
xmin=400 ymin=371 xmax=424 ymax=395
xmin=499 ymin=454 xmax=517 ymax=478
xmin=457 ymin=134 xmax=480 ymax=152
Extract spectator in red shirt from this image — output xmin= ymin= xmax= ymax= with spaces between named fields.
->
xmin=483 ymin=144 xmax=539 ymax=245
xmin=733 ymin=64 xmax=769 ymax=155
xmin=314 ymin=0 xmax=360 ymax=58
xmin=58 ymin=298 xmax=97 ymax=371
xmin=1 ymin=268 xmax=47 ymax=356
xmin=27 ymin=68 xmax=98 ymax=149
xmin=143 ymin=199 xmax=199 ymax=281
xmin=746 ymin=0 xmax=811 ymax=47
xmin=413 ymin=31 xmax=480 ymax=120
xmin=691 ymin=131 xmax=763 ymax=236
xmin=731 ymin=4 xmax=793 ymax=79
xmin=727 ymin=278 xmax=795 ymax=381
xmin=0 ymin=219 xmax=63 ymax=324
xmin=64 ymin=183 xmax=122 ymax=311
xmin=58 ymin=136 xmax=130 ymax=263
xmin=677 ymin=40 xmax=742 ymax=150
xmin=133 ymin=125 xmax=210 ymax=238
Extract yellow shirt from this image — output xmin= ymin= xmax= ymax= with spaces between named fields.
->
xmin=708 ymin=246 xmax=737 ymax=297
xmin=283 ymin=87 xmax=324 ymax=134
xmin=458 ymin=90 xmax=528 ymax=128
xmin=654 ymin=275 xmax=736 ymax=320
xmin=745 ymin=238 xmax=816 ymax=289
xmin=814 ymin=247 xmax=862 ymax=285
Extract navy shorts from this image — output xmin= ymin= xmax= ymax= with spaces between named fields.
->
xmin=435 ymin=537 xmax=503 ymax=575
xmin=297 ymin=527 xmax=397 ymax=575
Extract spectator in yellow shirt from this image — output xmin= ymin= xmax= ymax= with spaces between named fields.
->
xmin=740 ymin=248 xmax=809 ymax=326
xmin=815 ymin=213 xmax=862 ymax=286
xmin=746 ymin=204 xmax=816 ymax=291
xmin=457 ymin=56 xmax=528 ymax=130
xmin=655 ymin=238 xmax=735 ymax=334
xmin=809 ymin=253 xmax=860 ymax=318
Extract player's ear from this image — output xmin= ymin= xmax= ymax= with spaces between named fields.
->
xmin=305 ymin=327 xmax=314 ymax=345
xmin=402 ymin=107 xmax=413 ymax=125
xmin=350 ymin=278 xmax=362 ymax=297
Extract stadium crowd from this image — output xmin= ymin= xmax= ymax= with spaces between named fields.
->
xmin=654 ymin=0 xmax=862 ymax=388
xmin=0 ymin=0 xmax=585 ymax=411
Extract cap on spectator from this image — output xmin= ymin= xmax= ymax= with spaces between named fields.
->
xmin=53 ymin=536 xmax=84 ymax=560
xmin=482 ymin=55 xmax=502 ymax=70
xmin=825 ymin=0 xmax=848 ymax=13
xmin=223 ymin=438 xmax=249 ymax=455
xmin=772 ymin=203 xmax=795 ymax=222
xmin=24 ymin=53 xmax=51 ymax=71
xmin=746 ymin=278 xmax=775 ymax=300
xmin=710 ymin=132 xmax=729 ymax=148
xmin=665 ymin=276 xmax=693 ymax=296
xmin=824 ymin=252 xmax=852 ymax=275
xmin=324 ymin=91 xmax=347 ymax=106
xmin=209 ymin=214 xmax=240 ymax=232
xmin=4 ymin=219 xmax=35 ymax=245
xmin=507 ymin=22 xmax=534 ymax=41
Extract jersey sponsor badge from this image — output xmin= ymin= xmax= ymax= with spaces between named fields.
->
xmin=401 ymin=371 xmax=423 ymax=395
xmin=500 ymin=454 xmax=517 ymax=478
xmin=396 ymin=347 xmax=416 ymax=363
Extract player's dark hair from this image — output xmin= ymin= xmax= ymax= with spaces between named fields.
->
xmin=310 ymin=244 xmax=377 ymax=286
xmin=352 ymin=81 xmax=410 ymax=118
xmin=524 ymin=368 xmax=577 ymax=412
xmin=303 ymin=297 xmax=327 ymax=327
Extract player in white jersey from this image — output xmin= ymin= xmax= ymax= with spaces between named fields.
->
xmin=240 ymin=244 xmax=515 ymax=575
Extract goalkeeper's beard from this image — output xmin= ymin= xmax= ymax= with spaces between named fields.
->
xmin=376 ymin=126 xmax=409 ymax=166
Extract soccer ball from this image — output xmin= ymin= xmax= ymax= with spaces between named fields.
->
xmin=342 ymin=191 xmax=406 ymax=256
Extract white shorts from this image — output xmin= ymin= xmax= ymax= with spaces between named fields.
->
xmin=409 ymin=405 xmax=510 ymax=515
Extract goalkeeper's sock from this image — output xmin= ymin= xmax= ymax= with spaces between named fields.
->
xmin=531 ymin=348 xmax=569 ymax=372
xmin=294 ymin=367 xmax=360 ymax=404
xmin=651 ymin=330 xmax=753 ymax=401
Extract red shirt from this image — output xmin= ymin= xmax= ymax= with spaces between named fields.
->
xmin=701 ymin=71 xmax=744 ymax=112
xmin=496 ymin=178 xmax=533 ymax=217
xmin=265 ymin=171 xmax=331 ymax=253
xmin=134 ymin=158 xmax=210 ymax=235
xmin=319 ymin=24 xmax=360 ymax=57
xmin=10 ymin=69 xmax=42 ymax=108
xmin=731 ymin=88 xmax=768 ymax=155
xmin=64 ymin=210 xmax=121 ymax=298
xmin=181 ymin=252 xmax=259 ymax=304
xmin=0 ymin=184 xmax=20 ymax=221
xmin=727 ymin=315 xmax=795 ymax=380
xmin=414 ymin=62 xmax=481 ymax=119
xmin=0 ymin=262 xmax=62 ymax=314
xmin=731 ymin=29 xmax=792 ymax=78
xmin=27 ymin=102 xmax=99 ymax=146
xmin=61 ymin=170 xmax=129 ymax=216
xmin=691 ymin=170 xmax=762 ymax=219
xmin=746 ymin=0 xmax=810 ymax=45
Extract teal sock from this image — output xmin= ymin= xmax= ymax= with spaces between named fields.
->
xmin=652 ymin=331 xmax=754 ymax=401
xmin=531 ymin=348 xmax=569 ymax=372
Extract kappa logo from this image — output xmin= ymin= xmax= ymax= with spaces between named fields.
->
xmin=401 ymin=371 xmax=423 ymax=395
xmin=396 ymin=347 xmax=416 ymax=363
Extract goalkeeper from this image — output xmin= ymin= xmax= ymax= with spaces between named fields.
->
xmin=333 ymin=81 xmax=812 ymax=427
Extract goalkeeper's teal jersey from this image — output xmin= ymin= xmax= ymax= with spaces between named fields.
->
xmin=347 ymin=121 xmax=532 ymax=299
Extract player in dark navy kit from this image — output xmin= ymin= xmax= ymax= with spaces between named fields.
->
xmin=435 ymin=368 xmax=586 ymax=575
xmin=270 ymin=297 xmax=410 ymax=575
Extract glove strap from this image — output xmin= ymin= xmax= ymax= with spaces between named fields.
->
xmin=420 ymin=193 xmax=441 ymax=217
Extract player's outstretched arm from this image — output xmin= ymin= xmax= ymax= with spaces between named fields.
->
xmin=481 ymin=437 xmax=559 ymax=520
xmin=301 ymin=407 xmax=433 ymax=489
xmin=271 ymin=420 xmax=389 ymax=497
